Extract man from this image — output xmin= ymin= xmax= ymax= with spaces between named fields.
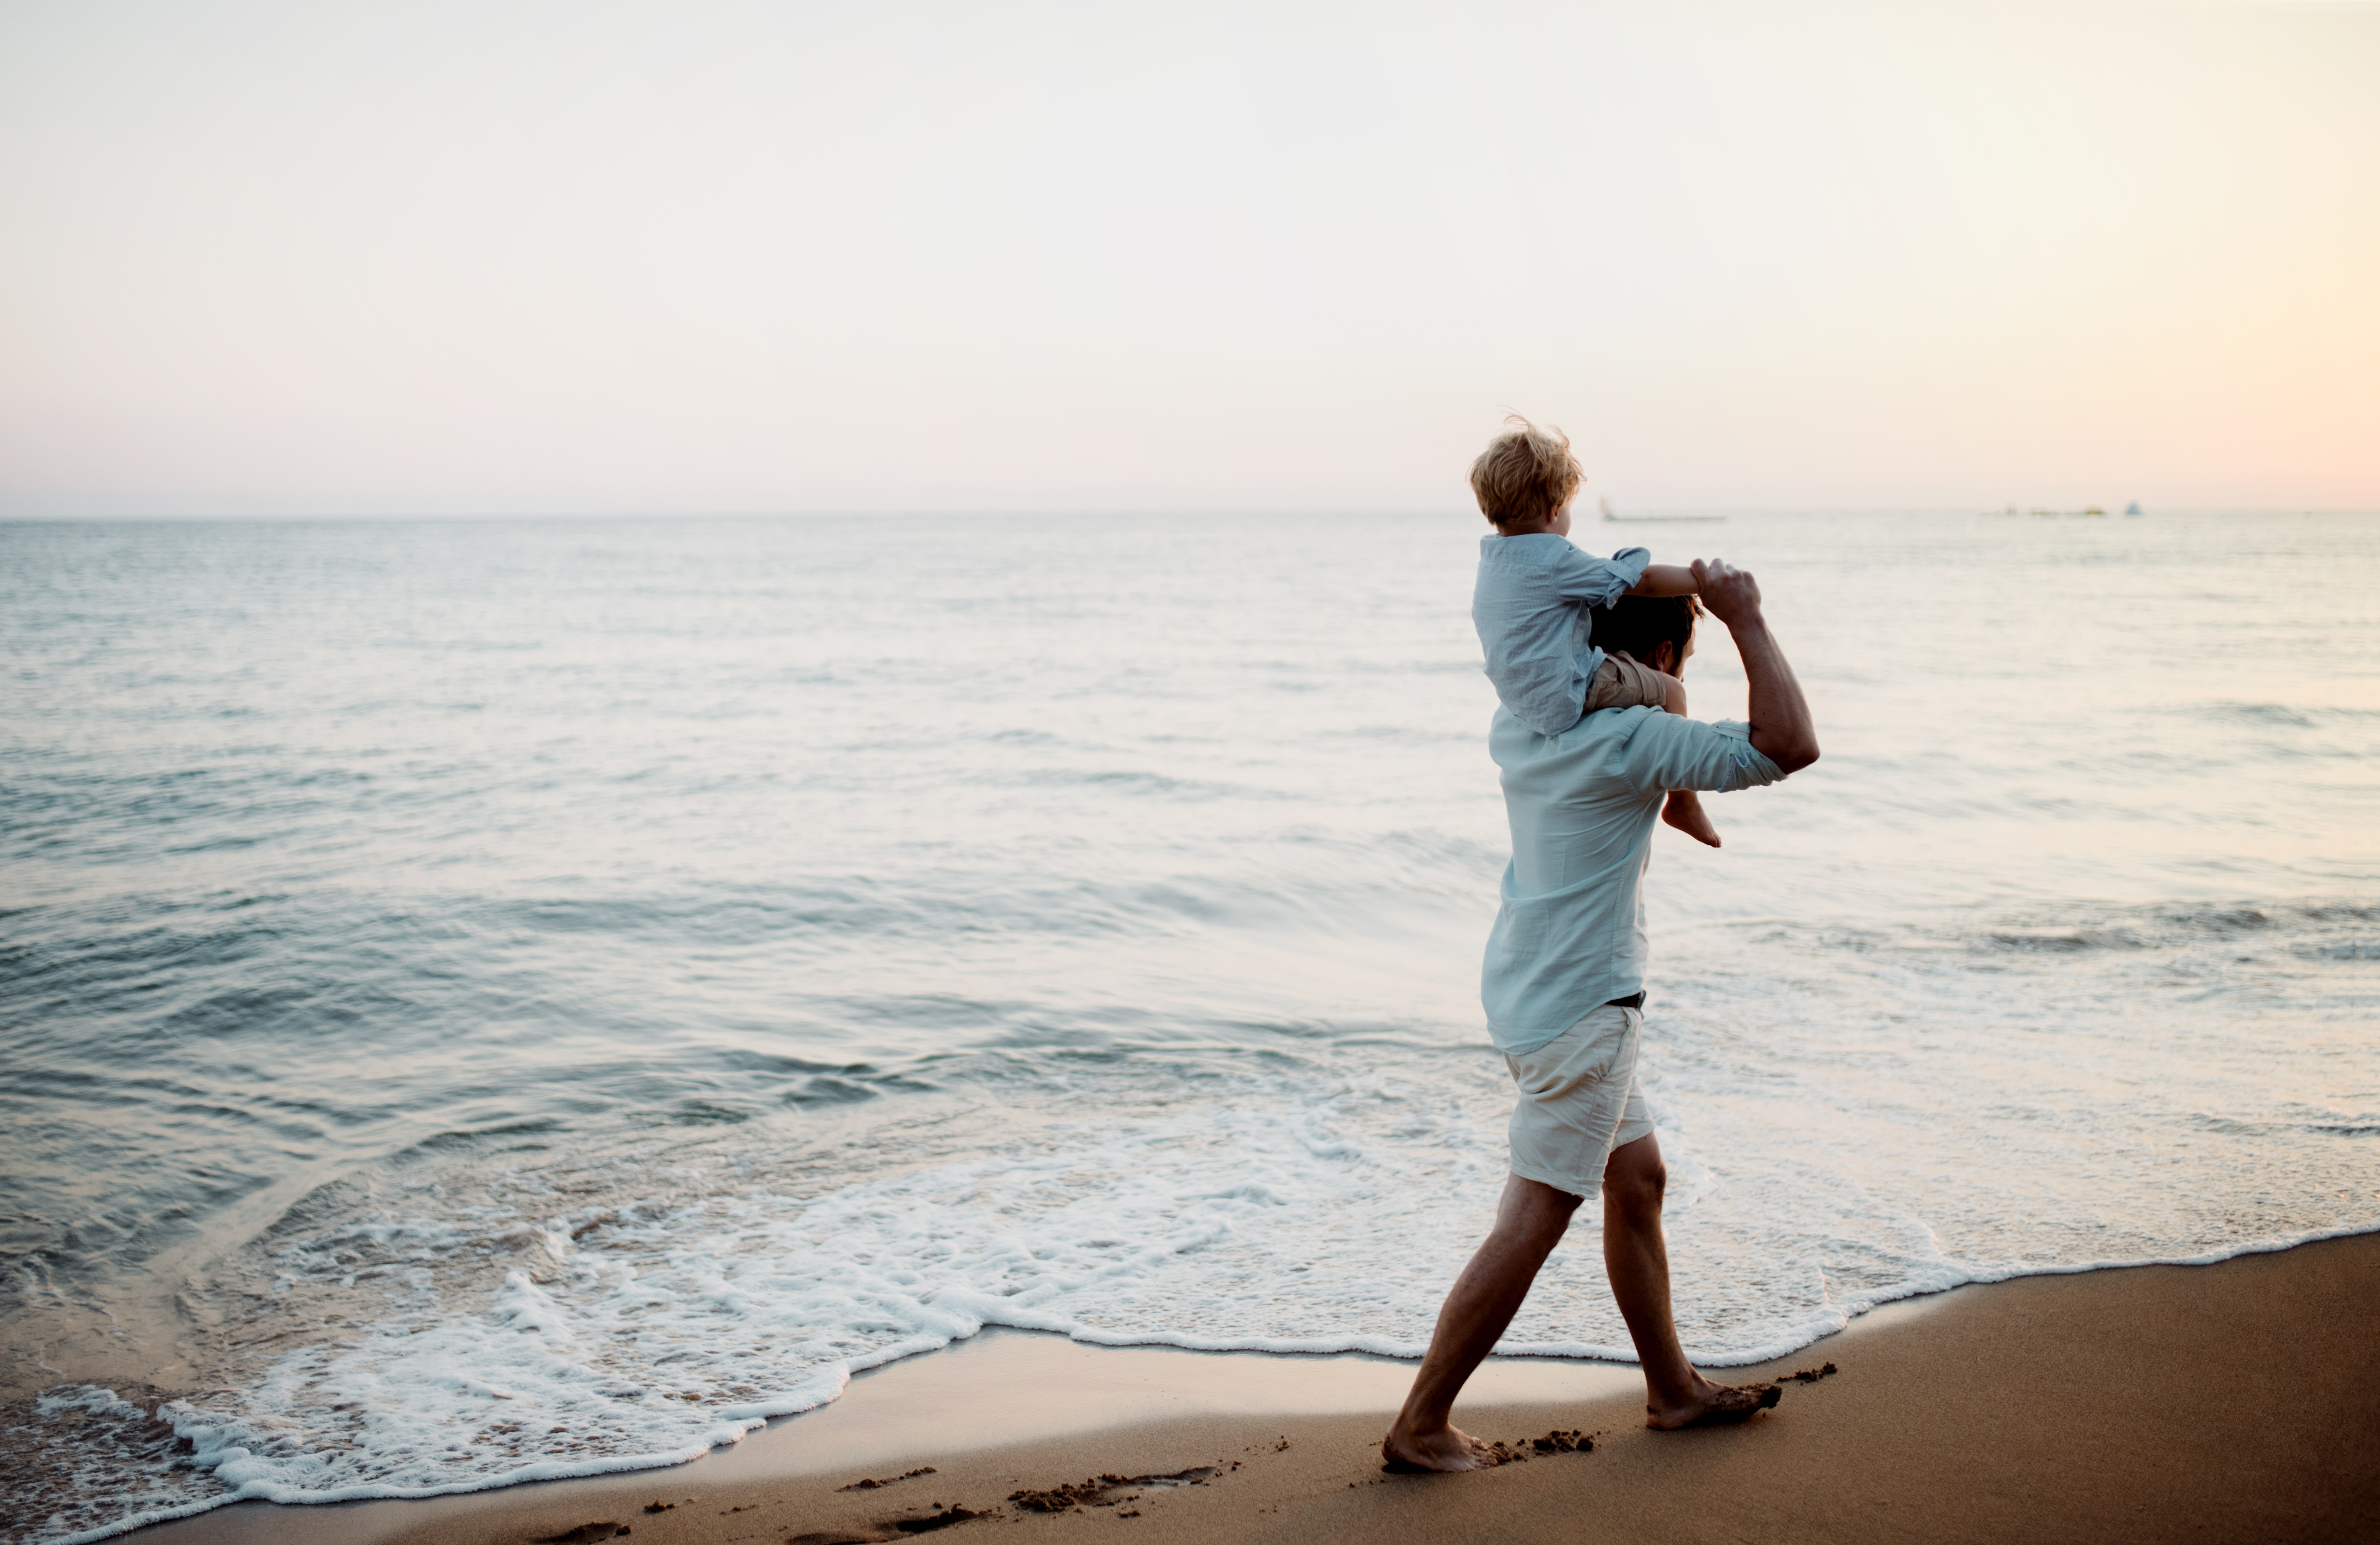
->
xmin=1384 ymin=558 xmax=1820 ymax=1471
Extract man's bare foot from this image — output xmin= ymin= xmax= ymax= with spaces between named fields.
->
xmin=1645 ymin=1378 xmax=1781 ymax=1430
xmin=1663 ymin=790 xmax=1722 ymax=848
xmin=1380 ymin=1424 xmax=1504 ymax=1473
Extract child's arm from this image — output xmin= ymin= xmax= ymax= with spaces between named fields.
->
xmin=1625 ymin=563 xmax=1700 ymax=598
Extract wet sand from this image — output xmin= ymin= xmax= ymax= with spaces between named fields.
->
xmin=132 ymin=1232 xmax=2380 ymax=1545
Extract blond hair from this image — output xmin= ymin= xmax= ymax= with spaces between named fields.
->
xmin=1470 ymin=414 xmax=1584 ymax=529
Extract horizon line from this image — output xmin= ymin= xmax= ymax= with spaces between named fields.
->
xmin=7 ymin=505 xmax=2379 ymax=524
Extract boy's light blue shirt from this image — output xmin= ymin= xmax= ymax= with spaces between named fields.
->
xmin=1483 ymin=704 xmax=1785 ymax=1054
xmin=1472 ymin=534 xmax=1652 ymax=737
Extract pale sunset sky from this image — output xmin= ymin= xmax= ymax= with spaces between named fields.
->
xmin=1 ymin=0 xmax=2373 ymax=516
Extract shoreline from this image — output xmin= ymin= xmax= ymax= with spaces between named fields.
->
xmin=123 ymin=1230 xmax=2380 ymax=1545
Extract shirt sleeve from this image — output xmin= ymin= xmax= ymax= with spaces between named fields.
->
xmin=1620 ymin=712 xmax=1787 ymax=794
xmin=1548 ymin=544 xmax=1650 ymax=607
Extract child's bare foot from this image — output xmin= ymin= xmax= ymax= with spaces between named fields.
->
xmin=1664 ymin=790 xmax=1721 ymax=847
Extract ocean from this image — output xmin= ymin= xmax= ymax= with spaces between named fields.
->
xmin=4 ymin=510 xmax=2376 ymax=1543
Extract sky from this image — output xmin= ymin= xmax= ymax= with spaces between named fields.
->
xmin=1 ymin=0 xmax=2374 ymax=516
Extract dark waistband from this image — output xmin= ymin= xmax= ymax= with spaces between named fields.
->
xmin=1606 ymin=991 xmax=1645 ymax=1011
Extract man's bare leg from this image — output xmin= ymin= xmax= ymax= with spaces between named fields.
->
xmin=1383 ymin=1174 xmax=1581 ymax=1471
xmin=1602 ymin=1133 xmax=1775 ymax=1427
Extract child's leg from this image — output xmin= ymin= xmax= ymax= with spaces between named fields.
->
xmin=1583 ymin=654 xmax=1721 ymax=848
xmin=1652 ymin=673 xmax=1722 ymax=850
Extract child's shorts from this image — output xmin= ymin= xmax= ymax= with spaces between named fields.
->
xmin=1584 ymin=651 xmax=1670 ymax=713
xmin=1503 ymin=1001 xmax=1658 ymax=1198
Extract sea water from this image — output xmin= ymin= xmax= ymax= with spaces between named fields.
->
xmin=3 ymin=511 xmax=2376 ymax=1542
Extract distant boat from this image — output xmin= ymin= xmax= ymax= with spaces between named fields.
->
xmin=2003 ymin=502 xmax=2133 ymax=518
xmin=1599 ymin=495 xmax=1724 ymax=524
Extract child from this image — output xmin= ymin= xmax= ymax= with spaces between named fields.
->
xmin=1469 ymin=415 xmax=1721 ymax=847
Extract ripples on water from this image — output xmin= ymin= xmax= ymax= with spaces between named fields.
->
xmin=3 ymin=512 xmax=2376 ymax=1541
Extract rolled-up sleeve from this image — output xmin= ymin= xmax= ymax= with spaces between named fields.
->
xmin=1550 ymin=545 xmax=1650 ymax=608
xmin=1620 ymin=712 xmax=1785 ymax=794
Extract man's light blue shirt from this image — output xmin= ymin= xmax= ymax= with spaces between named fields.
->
xmin=1472 ymin=535 xmax=1651 ymax=737
xmin=1483 ymin=703 xmax=1786 ymax=1055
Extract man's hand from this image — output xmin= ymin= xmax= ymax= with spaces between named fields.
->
xmin=1689 ymin=558 xmax=1761 ymax=625
xmin=1689 ymin=559 xmax=1819 ymax=774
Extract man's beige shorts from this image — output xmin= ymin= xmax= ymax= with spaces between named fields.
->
xmin=1505 ymin=1001 xmax=1656 ymax=1197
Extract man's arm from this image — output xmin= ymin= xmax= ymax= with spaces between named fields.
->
xmin=1691 ymin=558 xmax=1819 ymax=773
xmin=1624 ymin=563 xmax=1699 ymax=598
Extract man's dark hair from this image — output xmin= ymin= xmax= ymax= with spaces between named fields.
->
xmin=1588 ymin=594 xmax=1701 ymax=667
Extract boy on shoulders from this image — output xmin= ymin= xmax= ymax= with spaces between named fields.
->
xmin=1469 ymin=415 xmax=1719 ymax=846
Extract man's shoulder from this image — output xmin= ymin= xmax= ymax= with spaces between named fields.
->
xmin=1618 ymin=710 xmax=1782 ymax=791
xmin=1616 ymin=707 xmax=1751 ymax=745
xmin=1605 ymin=708 xmax=1763 ymax=761
xmin=1493 ymin=702 xmax=1648 ymax=758
xmin=1571 ymin=702 xmax=1716 ymax=739
xmin=1494 ymin=704 xmax=1753 ymax=763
